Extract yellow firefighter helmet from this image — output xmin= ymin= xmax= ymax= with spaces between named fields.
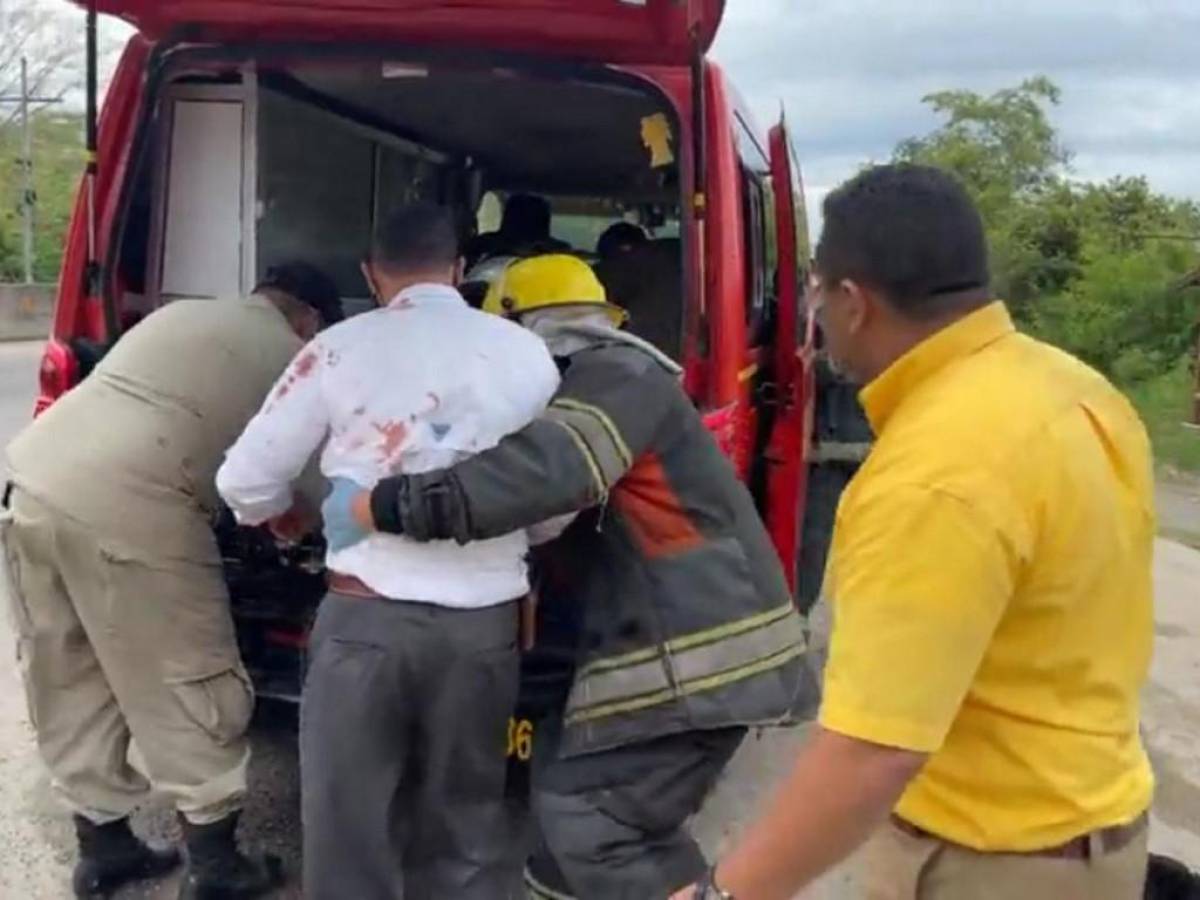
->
xmin=482 ymin=254 xmax=627 ymax=326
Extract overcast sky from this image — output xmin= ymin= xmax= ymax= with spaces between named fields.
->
xmin=712 ymin=0 xmax=1200 ymax=233
xmin=91 ymin=1 xmax=1198 ymax=235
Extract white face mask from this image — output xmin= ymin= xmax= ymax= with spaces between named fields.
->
xmin=823 ymin=344 xmax=845 ymax=379
xmin=825 ymin=349 xmax=867 ymax=386
xmin=815 ymin=305 xmax=863 ymax=386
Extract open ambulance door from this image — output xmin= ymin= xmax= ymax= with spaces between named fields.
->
xmin=763 ymin=119 xmax=816 ymax=596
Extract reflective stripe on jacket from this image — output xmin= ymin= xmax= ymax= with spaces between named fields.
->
xmin=380 ymin=339 xmax=817 ymax=756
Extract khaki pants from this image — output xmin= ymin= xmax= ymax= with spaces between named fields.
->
xmin=862 ymin=818 xmax=1149 ymax=900
xmin=1 ymin=488 xmax=251 ymax=824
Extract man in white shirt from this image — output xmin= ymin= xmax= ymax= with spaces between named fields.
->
xmin=216 ymin=204 xmax=560 ymax=900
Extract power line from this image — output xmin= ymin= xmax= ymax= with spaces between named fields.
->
xmin=0 ymin=57 xmax=63 ymax=284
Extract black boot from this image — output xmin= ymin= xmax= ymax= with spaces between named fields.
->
xmin=1146 ymin=854 xmax=1200 ymax=899
xmin=72 ymin=815 xmax=181 ymax=899
xmin=177 ymin=812 xmax=282 ymax=900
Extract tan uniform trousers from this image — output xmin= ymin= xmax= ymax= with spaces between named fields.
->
xmin=862 ymin=816 xmax=1149 ymax=900
xmin=1 ymin=488 xmax=252 ymax=825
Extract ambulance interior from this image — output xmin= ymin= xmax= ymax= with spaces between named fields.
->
xmin=109 ymin=54 xmax=686 ymax=699
xmin=115 ymin=56 xmax=686 ymax=355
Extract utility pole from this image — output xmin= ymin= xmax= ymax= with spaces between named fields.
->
xmin=1175 ymin=268 xmax=1200 ymax=430
xmin=1192 ymin=304 xmax=1200 ymax=429
xmin=0 ymin=57 xmax=63 ymax=283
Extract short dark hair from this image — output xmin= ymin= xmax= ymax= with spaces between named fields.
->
xmin=370 ymin=203 xmax=460 ymax=273
xmin=256 ymin=261 xmax=343 ymax=324
xmin=501 ymin=194 xmax=552 ymax=238
xmin=815 ymin=164 xmax=990 ymax=320
xmin=596 ymin=222 xmax=648 ymax=259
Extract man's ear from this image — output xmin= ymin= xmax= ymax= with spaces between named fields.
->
xmin=361 ymin=261 xmax=381 ymax=304
xmin=304 ymin=306 xmax=323 ymax=339
xmin=840 ymin=278 xmax=873 ymax=335
xmin=452 ymin=257 xmax=466 ymax=286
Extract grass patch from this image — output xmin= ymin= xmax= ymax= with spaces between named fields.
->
xmin=1122 ymin=361 xmax=1200 ymax=476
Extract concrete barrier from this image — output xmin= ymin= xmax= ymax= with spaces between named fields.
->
xmin=0 ymin=284 xmax=55 ymax=342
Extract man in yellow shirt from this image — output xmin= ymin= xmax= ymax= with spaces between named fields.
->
xmin=674 ymin=164 xmax=1155 ymax=900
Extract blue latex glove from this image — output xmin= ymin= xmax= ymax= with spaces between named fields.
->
xmin=322 ymin=477 xmax=370 ymax=553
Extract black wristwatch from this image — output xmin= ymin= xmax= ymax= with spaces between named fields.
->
xmin=695 ymin=866 xmax=734 ymax=899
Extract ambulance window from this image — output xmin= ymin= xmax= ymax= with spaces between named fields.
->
xmin=476 ymin=192 xmax=503 ymax=235
xmin=475 ymin=194 xmax=674 ymax=259
xmin=257 ymin=90 xmax=374 ymax=298
xmin=736 ymin=117 xmax=775 ymax=345
xmin=553 ymin=209 xmax=622 ymax=253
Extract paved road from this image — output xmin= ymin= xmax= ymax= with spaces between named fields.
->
xmin=0 ymin=340 xmax=1196 ymax=899
xmin=1158 ymin=473 xmax=1200 ymax=547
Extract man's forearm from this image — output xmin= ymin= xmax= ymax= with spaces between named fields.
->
xmin=217 ymin=379 xmax=327 ymax=527
xmin=215 ymin=459 xmax=295 ymax=527
xmin=708 ymin=728 xmax=925 ymax=900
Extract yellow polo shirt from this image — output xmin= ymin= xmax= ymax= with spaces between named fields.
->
xmin=819 ymin=302 xmax=1155 ymax=851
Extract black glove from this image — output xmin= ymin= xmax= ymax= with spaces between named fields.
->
xmin=370 ymin=472 xmax=471 ymax=544
xmin=369 ymin=476 xmax=409 ymax=537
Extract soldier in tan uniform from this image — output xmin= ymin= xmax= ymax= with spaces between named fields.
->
xmin=0 ymin=263 xmax=341 ymax=900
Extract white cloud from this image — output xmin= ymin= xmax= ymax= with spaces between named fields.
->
xmin=712 ymin=0 xmax=1200 ymax=229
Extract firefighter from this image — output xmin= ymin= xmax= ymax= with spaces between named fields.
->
xmin=325 ymin=254 xmax=816 ymax=899
xmin=0 ymin=263 xmax=342 ymax=900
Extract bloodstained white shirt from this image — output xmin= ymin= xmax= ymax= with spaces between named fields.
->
xmin=216 ymin=283 xmax=560 ymax=608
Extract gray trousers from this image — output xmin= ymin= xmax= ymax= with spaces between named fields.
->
xmin=301 ymin=591 xmax=520 ymax=900
xmin=524 ymin=719 xmax=746 ymax=900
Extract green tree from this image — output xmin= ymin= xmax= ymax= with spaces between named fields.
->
xmin=0 ymin=111 xmax=85 ymax=282
xmin=1 ymin=0 xmax=122 ymax=283
xmin=1031 ymin=245 xmax=1197 ymax=379
xmin=894 ymin=78 xmax=1079 ymax=313
xmin=892 ymin=77 xmax=1200 ymax=387
xmin=895 ymin=77 xmax=1067 ymax=217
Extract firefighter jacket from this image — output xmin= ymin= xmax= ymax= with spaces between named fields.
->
xmin=371 ymin=333 xmax=817 ymax=757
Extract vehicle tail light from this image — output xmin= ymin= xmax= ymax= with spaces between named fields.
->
xmin=34 ymin=340 xmax=80 ymax=416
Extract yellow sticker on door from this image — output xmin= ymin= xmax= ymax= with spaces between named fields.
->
xmin=641 ymin=113 xmax=675 ymax=168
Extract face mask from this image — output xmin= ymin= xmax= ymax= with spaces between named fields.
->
xmin=829 ymin=350 xmax=868 ymax=386
xmin=824 ymin=348 xmax=847 ymax=379
xmin=813 ymin=287 xmax=865 ymax=386
xmin=360 ymin=263 xmax=384 ymax=307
